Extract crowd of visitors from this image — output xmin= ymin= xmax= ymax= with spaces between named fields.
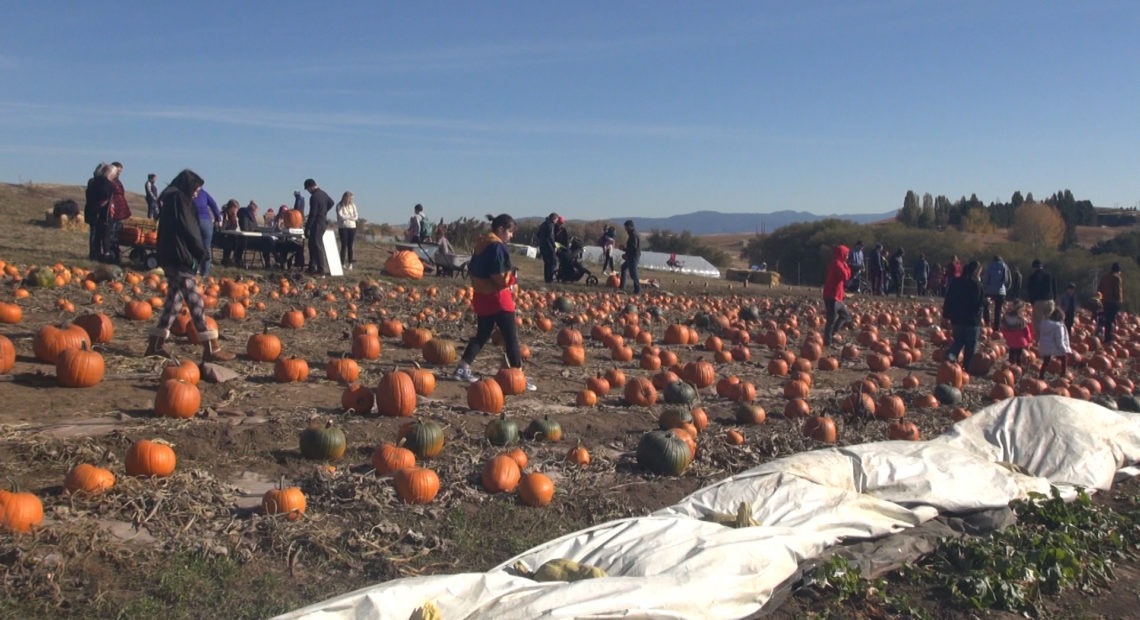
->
xmin=830 ymin=235 xmax=1126 ymax=378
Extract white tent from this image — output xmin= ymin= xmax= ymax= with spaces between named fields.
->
xmin=579 ymin=247 xmax=721 ymax=279
xmin=276 ymin=396 xmax=1140 ymax=620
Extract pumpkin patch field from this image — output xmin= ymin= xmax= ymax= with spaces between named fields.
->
xmin=1 ymin=184 xmax=1139 ymax=618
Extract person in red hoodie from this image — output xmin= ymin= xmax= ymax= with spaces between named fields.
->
xmin=452 ymin=213 xmax=536 ymax=391
xmin=823 ymin=245 xmax=852 ymax=347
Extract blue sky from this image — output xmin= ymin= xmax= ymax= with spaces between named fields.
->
xmin=2 ymin=1 xmax=1138 ymax=224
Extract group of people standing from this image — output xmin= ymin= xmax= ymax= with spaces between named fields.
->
xmin=940 ymin=257 xmax=1124 ymax=378
xmin=535 ymin=214 xmax=641 ymax=294
xmin=84 ymin=161 xmax=131 ymax=263
xmin=846 ymin=241 xmax=933 ymax=297
xmin=86 ymin=165 xmax=360 ymax=276
xmin=825 ymin=244 xmax=1127 ymax=380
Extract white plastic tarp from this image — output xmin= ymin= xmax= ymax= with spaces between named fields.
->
xmin=277 ymin=396 xmax=1140 ymax=620
xmin=578 ymin=247 xmax=722 ymax=279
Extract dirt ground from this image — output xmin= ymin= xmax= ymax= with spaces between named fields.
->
xmin=0 ymin=182 xmax=1138 ymax=619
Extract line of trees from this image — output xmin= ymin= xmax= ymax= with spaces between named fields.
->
xmin=895 ymin=189 xmax=1096 ymax=247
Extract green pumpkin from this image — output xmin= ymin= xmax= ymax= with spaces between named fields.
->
xmin=1116 ymin=394 xmax=1140 ymax=412
xmin=25 ymin=267 xmax=57 ymax=289
xmin=485 ymin=414 xmax=520 ymax=446
xmin=662 ymin=381 xmax=698 ymax=406
xmin=299 ymin=421 xmax=347 ymax=461
xmin=524 ymin=416 xmax=562 ymax=442
xmin=933 ymin=383 xmax=963 ymax=406
xmin=657 ymin=407 xmax=693 ymax=430
xmin=693 ymin=313 xmax=712 ymax=329
xmin=637 ymin=430 xmax=692 ymax=476
xmin=90 ymin=264 xmax=124 ymax=283
xmin=739 ymin=306 xmax=760 ymax=322
xmin=623 ymin=303 xmax=638 ymax=315
xmin=553 ymin=297 xmax=576 ymax=313
xmin=399 ymin=418 xmax=445 ymax=458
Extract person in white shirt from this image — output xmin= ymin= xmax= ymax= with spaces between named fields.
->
xmin=1037 ymin=307 xmax=1071 ymax=379
xmin=335 ymin=191 xmax=359 ymax=270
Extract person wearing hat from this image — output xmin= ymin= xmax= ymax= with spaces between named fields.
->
xmin=145 ymin=169 xmax=236 ymax=362
xmin=553 ymin=216 xmax=569 ymax=249
xmin=536 ymin=212 xmax=559 ymax=283
xmin=1097 ymin=262 xmax=1124 ymax=345
xmin=1025 ymin=259 xmax=1056 ymax=339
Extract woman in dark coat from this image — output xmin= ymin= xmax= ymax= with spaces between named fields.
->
xmin=84 ymin=163 xmax=114 ymax=261
xmin=144 ymin=169 xmax=236 ymax=362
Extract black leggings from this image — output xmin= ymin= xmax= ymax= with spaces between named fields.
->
xmin=338 ymin=228 xmax=356 ymax=264
xmin=460 ymin=311 xmax=522 ymax=368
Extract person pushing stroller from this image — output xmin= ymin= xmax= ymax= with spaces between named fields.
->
xmin=556 ymin=238 xmax=594 ymax=284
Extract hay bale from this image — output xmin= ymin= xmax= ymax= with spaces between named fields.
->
xmin=749 ymin=271 xmax=780 ymax=286
xmin=725 ymin=268 xmax=751 ymax=283
xmin=45 ymin=210 xmax=85 ymax=229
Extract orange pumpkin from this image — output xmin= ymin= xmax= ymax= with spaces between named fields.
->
xmin=125 ymin=439 xmax=176 ymax=477
xmin=384 ymin=250 xmax=425 ymax=280
xmin=518 ymin=472 xmax=555 ymax=507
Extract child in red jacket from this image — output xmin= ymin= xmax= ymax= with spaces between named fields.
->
xmin=999 ymin=304 xmax=1033 ymax=366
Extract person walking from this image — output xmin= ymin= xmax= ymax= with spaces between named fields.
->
xmin=1025 ymin=259 xmax=1057 ymax=339
xmin=1037 ymin=308 xmax=1071 ymax=379
xmin=1097 ymin=262 xmax=1124 ymax=345
xmin=145 ymin=173 xmax=160 ymax=220
xmin=618 ymin=219 xmax=642 ymax=295
xmin=192 ymin=186 xmax=222 ymax=277
xmin=913 ymin=253 xmax=930 ymax=296
xmin=335 ymin=191 xmax=358 ymax=270
xmin=84 ymin=162 xmax=114 ymax=261
xmin=536 ymin=213 xmax=558 ymax=284
xmin=304 ymin=178 xmax=332 ymax=276
xmin=847 ymin=240 xmax=865 ymax=292
xmin=822 ymin=245 xmax=852 ymax=347
xmin=144 ymin=169 xmax=235 ymax=362
xmin=982 ymin=255 xmax=1011 ymax=331
xmin=942 ymin=260 xmax=986 ymax=371
xmin=451 ymin=214 xmax=535 ymax=392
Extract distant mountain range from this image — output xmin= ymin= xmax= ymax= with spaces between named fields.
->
xmin=591 ymin=209 xmax=896 ymax=235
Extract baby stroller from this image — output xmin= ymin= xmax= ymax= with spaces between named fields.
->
xmin=555 ymin=239 xmax=598 ymax=285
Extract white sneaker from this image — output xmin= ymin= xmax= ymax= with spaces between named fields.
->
xmin=525 ymin=381 xmax=537 ymax=392
xmin=453 ymin=365 xmax=477 ymax=383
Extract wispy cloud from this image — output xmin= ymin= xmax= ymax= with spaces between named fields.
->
xmin=0 ymin=100 xmax=729 ymax=141
xmin=283 ymin=34 xmax=708 ymax=77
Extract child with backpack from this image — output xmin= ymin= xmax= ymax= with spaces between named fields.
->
xmin=999 ymin=304 xmax=1033 ymax=366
